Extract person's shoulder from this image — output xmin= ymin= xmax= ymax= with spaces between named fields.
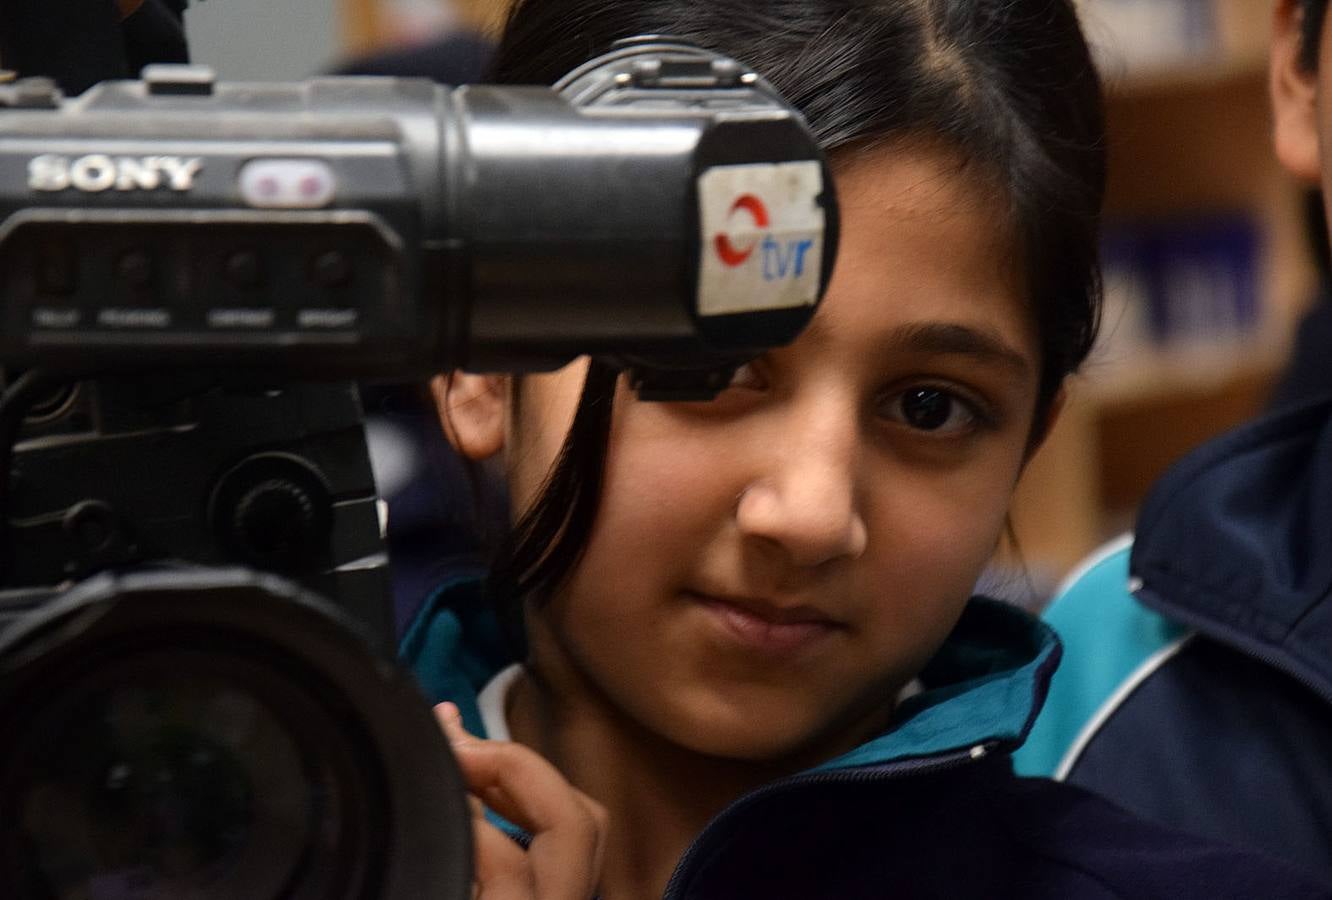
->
xmin=990 ymin=774 xmax=1332 ymax=899
xmin=1013 ymin=535 xmax=1187 ymax=777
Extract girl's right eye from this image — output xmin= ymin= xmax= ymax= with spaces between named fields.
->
xmin=878 ymin=383 xmax=993 ymax=437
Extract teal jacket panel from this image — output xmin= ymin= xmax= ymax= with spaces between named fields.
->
xmin=1012 ymin=537 xmax=1186 ymax=777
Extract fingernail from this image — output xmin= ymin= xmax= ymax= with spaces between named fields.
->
xmin=433 ymin=701 xmax=473 ymax=746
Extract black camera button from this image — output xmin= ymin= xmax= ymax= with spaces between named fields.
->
xmin=223 ymin=249 xmax=263 ymax=289
xmin=309 ymin=250 xmax=352 ymax=288
xmin=115 ymin=250 xmax=153 ymax=287
xmin=36 ymin=240 xmax=77 ymax=295
xmin=63 ymin=500 xmax=121 ymax=556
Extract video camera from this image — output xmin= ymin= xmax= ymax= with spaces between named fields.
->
xmin=0 ymin=6 xmax=838 ymax=897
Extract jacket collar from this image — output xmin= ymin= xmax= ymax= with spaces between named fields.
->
xmin=1131 ymin=394 xmax=1332 ymax=704
xmin=400 ymin=577 xmax=1061 ymax=768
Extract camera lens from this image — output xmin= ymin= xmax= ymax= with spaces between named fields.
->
xmin=0 ymin=570 xmax=474 ymax=900
xmin=12 ymin=656 xmax=359 ymax=897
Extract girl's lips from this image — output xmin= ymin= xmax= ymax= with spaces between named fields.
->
xmin=689 ymin=592 xmax=842 ymax=655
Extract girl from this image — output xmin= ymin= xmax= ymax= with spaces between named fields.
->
xmin=406 ymin=1 xmax=1332 ymax=897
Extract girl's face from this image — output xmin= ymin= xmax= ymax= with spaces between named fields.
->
xmin=455 ymin=144 xmax=1048 ymax=763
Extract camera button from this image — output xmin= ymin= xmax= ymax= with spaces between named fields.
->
xmin=37 ymin=240 xmax=77 ymax=295
xmin=223 ymin=250 xmax=263 ymax=288
xmin=115 ymin=250 xmax=153 ymax=287
xmin=310 ymin=250 xmax=352 ymax=288
xmin=143 ymin=64 xmax=217 ymax=96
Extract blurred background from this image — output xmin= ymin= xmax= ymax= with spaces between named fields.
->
xmin=1005 ymin=0 xmax=1320 ymax=600
xmin=182 ymin=0 xmax=1320 ymax=607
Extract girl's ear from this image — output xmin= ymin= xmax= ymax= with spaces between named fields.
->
xmin=430 ymin=372 xmax=508 ymax=461
xmin=1272 ymin=0 xmax=1324 ymax=184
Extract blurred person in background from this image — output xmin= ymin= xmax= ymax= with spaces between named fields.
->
xmin=1016 ymin=0 xmax=1332 ymax=884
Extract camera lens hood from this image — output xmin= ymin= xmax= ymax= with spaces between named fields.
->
xmin=0 ymin=567 xmax=471 ymax=899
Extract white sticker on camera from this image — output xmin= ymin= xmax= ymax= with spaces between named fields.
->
xmin=697 ymin=161 xmax=824 ymax=317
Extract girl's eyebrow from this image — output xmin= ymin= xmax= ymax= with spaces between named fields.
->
xmin=885 ymin=322 xmax=1033 ymax=375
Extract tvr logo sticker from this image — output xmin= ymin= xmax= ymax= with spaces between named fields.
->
xmin=714 ymin=193 xmax=815 ymax=281
xmin=698 ymin=161 xmax=825 ymax=316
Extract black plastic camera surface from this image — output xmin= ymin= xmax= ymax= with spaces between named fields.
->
xmin=0 ymin=34 xmax=837 ymax=899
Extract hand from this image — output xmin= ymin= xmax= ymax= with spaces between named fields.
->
xmin=435 ymin=702 xmax=608 ymax=899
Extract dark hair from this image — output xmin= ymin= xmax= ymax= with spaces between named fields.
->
xmin=483 ymin=0 xmax=1107 ymax=640
xmin=1301 ymin=0 xmax=1329 ymax=70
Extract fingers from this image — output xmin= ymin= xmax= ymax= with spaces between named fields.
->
xmin=436 ymin=702 xmax=607 ymax=900
xmin=437 ymin=704 xmax=535 ymax=898
xmin=435 ymin=701 xmax=481 ymax=750
xmin=469 ymin=806 xmax=535 ymax=900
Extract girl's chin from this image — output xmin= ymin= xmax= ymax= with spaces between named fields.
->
xmin=654 ymin=703 xmax=849 ymax=767
xmin=641 ymin=676 xmax=902 ymax=767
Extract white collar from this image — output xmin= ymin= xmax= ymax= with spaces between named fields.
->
xmin=476 ymin=663 xmax=524 ymax=741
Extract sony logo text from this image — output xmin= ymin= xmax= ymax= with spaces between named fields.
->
xmin=28 ymin=154 xmax=204 ymax=193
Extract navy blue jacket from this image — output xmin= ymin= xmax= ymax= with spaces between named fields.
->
xmin=1018 ymin=395 xmax=1332 ymax=885
xmin=403 ymin=577 xmax=1330 ymax=898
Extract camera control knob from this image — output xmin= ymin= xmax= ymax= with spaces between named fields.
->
xmin=63 ymin=501 xmax=120 ymax=555
xmin=231 ymin=479 xmax=318 ymax=560
xmin=210 ymin=454 xmax=333 ymax=571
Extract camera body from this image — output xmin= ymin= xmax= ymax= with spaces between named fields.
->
xmin=0 ymin=41 xmax=837 ymax=899
xmin=0 ymin=59 xmax=831 ymax=391
xmin=2 ymin=378 xmax=392 ymax=648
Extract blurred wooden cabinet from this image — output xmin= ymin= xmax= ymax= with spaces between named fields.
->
xmin=340 ymin=0 xmax=511 ymax=55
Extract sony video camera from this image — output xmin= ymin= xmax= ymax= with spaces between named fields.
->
xmin=0 ymin=26 xmax=838 ymax=900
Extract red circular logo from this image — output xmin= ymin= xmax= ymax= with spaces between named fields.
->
xmin=714 ymin=194 xmax=769 ymax=267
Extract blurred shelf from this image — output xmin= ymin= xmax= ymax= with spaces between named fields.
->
xmin=1081 ymin=335 xmax=1290 ymax=407
xmin=1011 ymin=4 xmax=1317 ymax=584
xmin=1079 ymin=0 xmax=1273 ymax=98
xmin=1103 ymin=52 xmax=1267 ymax=98
xmin=1012 ymin=339 xmax=1288 ymax=578
xmin=339 ymin=0 xmax=510 ymax=56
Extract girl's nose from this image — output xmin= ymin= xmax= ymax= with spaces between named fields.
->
xmin=735 ymin=428 xmax=868 ymax=568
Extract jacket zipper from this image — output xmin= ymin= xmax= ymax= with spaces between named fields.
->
xmin=1234 ymin=641 xmax=1332 ymax=708
xmin=659 ymin=742 xmax=997 ymax=900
